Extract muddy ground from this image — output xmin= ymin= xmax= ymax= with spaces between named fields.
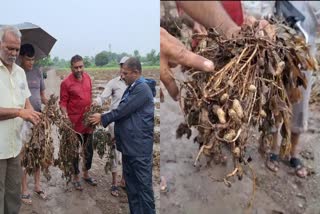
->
xmin=20 ymin=69 xmax=160 ymax=214
xmin=160 ymin=81 xmax=320 ymax=214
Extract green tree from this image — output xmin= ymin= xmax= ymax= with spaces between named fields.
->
xmin=83 ymin=56 xmax=92 ymax=67
xmin=95 ymin=51 xmax=109 ymax=66
xmin=35 ymin=55 xmax=54 ymax=67
xmin=133 ymin=50 xmax=141 ymax=60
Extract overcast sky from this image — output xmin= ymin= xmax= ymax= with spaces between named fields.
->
xmin=1 ymin=0 xmax=159 ymax=60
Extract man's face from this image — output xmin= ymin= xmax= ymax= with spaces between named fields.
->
xmin=71 ymin=60 xmax=84 ymax=79
xmin=121 ymin=65 xmax=138 ymax=85
xmin=21 ymin=55 xmax=35 ymax=71
xmin=0 ymin=32 xmax=21 ymax=66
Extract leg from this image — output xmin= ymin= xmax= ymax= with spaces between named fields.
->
xmin=0 ymin=159 xmax=7 ymax=214
xmin=289 ymin=71 xmax=312 ymax=178
xmin=133 ymin=156 xmax=155 ymax=214
xmin=122 ymin=155 xmax=140 ymax=214
xmin=4 ymin=155 xmax=22 ymax=214
xmin=34 ymin=168 xmax=47 ymax=200
xmin=82 ymin=134 xmax=97 ymax=186
xmin=266 ymin=119 xmax=281 ymax=172
xmin=21 ymin=169 xmax=32 ymax=205
xmin=110 ymin=146 xmax=119 ymax=197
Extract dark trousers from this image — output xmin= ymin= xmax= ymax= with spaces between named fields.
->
xmin=122 ymin=155 xmax=155 ymax=214
xmin=73 ymin=133 xmax=93 ymax=175
xmin=0 ymin=155 xmax=22 ymax=214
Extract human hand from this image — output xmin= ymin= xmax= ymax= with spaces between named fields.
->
xmin=244 ymin=16 xmax=275 ymax=40
xmin=19 ymin=109 xmax=41 ymax=125
xmin=193 ymin=21 xmax=207 ymax=35
xmin=88 ymin=113 xmax=101 ymax=126
xmin=160 ymin=27 xmax=215 ymax=101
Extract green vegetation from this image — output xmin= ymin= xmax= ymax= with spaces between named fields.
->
xmin=38 ymin=49 xmax=160 ymax=68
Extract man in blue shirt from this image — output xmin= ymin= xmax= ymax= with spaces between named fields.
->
xmin=89 ymin=57 xmax=155 ymax=214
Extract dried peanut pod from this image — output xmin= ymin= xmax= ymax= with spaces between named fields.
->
xmin=275 ymin=61 xmax=285 ymax=76
xmin=227 ymin=80 xmax=234 ymax=87
xmin=232 ymin=99 xmax=244 ymax=119
xmin=248 ymin=84 xmax=256 ymax=92
xmin=228 ymin=109 xmax=241 ymax=124
xmin=216 ymin=108 xmax=226 ymax=124
xmin=220 ymin=93 xmax=229 ymax=103
xmin=233 ymin=147 xmax=241 ymax=158
xmin=223 ymin=129 xmax=236 ymax=141
xmin=259 ymin=109 xmax=267 ymax=118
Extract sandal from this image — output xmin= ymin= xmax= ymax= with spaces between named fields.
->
xmin=266 ymin=153 xmax=279 ymax=172
xmin=72 ymin=181 xmax=84 ymax=191
xmin=82 ymin=177 xmax=98 ymax=186
xmin=21 ymin=194 xmax=32 ymax=205
xmin=34 ymin=190 xmax=48 ymax=200
xmin=110 ymin=185 xmax=119 ymax=197
xmin=290 ymin=157 xmax=307 ymax=178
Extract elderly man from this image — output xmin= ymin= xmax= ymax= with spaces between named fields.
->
xmin=0 ymin=25 xmax=41 ymax=214
xmin=92 ymin=56 xmax=128 ymax=197
xmin=89 ymin=57 xmax=155 ymax=214
xmin=59 ymin=54 xmax=97 ymax=191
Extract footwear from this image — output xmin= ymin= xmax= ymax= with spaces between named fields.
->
xmin=82 ymin=177 xmax=98 ymax=186
xmin=72 ymin=181 xmax=84 ymax=191
xmin=21 ymin=194 xmax=32 ymax=205
xmin=110 ymin=185 xmax=119 ymax=197
xmin=265 ymin=153 xmax=279 ymax=172
xmin=34 ymin=190 xmax=48 ymax=200
xmin=290 ymin=157 xmax=307 ymax=178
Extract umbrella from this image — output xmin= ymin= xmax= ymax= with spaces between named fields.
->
xmin=0 ymin=22 xmax=57 ymax=60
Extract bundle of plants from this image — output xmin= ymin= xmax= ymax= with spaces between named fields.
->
xmin=174 ymin=17 xmax=317 ymax=184
xmin=83 ymin=105 xmax=105 ymax=128
xmin=21 ymin=95 xmax=59 ymax=180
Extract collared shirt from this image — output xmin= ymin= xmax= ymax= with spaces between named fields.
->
xmin=95 ymin=76 xmax=126 ymax=110
xmin=59 ymin=72 xmax=92 ymax=134
xmin=0 ymin=60 xmax=31 ymax=159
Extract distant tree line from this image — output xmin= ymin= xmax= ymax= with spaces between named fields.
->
xmin=36 ymin=49 xmax=159 ymax=68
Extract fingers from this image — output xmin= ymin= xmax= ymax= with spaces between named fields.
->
xmin=160 ymin=54 xmax=179 ymax=101
xmin=88 ymin=113 xmax=101 ymax=125
xmin=161 ymin=27 xmax=215 ymax=72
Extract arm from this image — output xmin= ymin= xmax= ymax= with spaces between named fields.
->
xmin=176 ymin=1 xmax=240 ymax=38
xmin=40 ymin=90 xmax=48 ymax=105
xmin=0 ymin=98 xmax=40 ymax=124
xmin=94 ymin=80 xmax=113 ymax=106
xmin=59 ymin=81 xmax=69 ymax=117
xmin=89 ymin=84 xmax=150 ymax=127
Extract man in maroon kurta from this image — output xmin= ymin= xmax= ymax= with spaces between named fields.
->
xmin=59 ymin=55 xmax=97 ymax=190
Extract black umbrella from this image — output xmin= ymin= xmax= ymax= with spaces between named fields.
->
xmin=1 ymin=22 xmax=57 ymax=60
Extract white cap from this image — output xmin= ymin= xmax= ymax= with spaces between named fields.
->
xmin=119 ymin=56 xmax=129 ymax=65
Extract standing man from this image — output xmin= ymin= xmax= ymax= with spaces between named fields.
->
xmin=89 ymin=57 xmax=155 ymax=214
xmin=0 ymin=25 xmax=41 ymax=214
xmin=92 ymin=56 xmax=128 ymax=197
xmin=19 ymin=43 xmax=48 ymax=204
xmin=59 ymin=55 xmax=97 ymax=191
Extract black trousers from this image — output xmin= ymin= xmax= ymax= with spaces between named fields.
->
xmin=122 ymin=155 xmax=155 ymax=214
xmin=73 ymin=133 xmax=93 ymax=175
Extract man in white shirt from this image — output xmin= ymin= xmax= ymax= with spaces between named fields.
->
xmin=0 ymin=25 xmax=41 ymax=214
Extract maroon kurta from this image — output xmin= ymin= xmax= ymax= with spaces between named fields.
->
xmin=59 ymin=72 xmax=92 ymax=134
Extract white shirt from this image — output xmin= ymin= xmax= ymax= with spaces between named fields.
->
xmin=95 ymin=76 xmax=127 ymax=110
xmin=0 ymin=60 xmax=31 ymax=159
